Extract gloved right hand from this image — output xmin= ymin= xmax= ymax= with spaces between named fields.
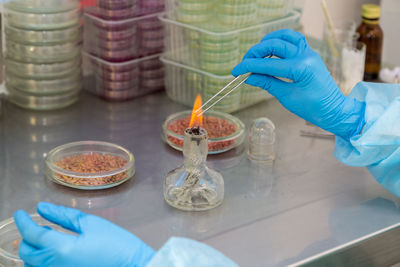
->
xmin=14 ymin=202 xmax=155 ymax=267
xmin=232 ymin=29 xmax=365 ymax=140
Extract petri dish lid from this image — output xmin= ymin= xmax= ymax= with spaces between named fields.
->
xmin=0 ymin=214 xmax=75 ymax=266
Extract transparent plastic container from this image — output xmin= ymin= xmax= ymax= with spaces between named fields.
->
xmin=83 ymin=52 xmax=164 ymax=101
xmin=160 ymin=10 xmax=301 ymax=75
xmin=5 ymin=70 xmax=81 ymax=95
xmin=4 ymin=7 xmax=81 ymax=30
xmin=0 ymin=214 xmax=75 ymax=267
xmin=45 ymin=141 xmax=135 ymax=190
xmin=4 ymin=57 xmax=81 ymax=79
xmin=84 ymin=10 xmax=164 ymax=62
xmin=5 ymin=24 xmax=82 ymax=45
xmin=161 ymin=57 xmax=271 ymax=113
xmin=4 ymin=0 xmax=80 ymax=13
xmin=6 ymin=85 xmax=80 ymax=110
xmin=162 ymin=110 xmax=245 ymax=154
xmin=6 ymin=40 xmax=81 ymax=64
xmin=167 ymin=0 xmax=293 ymax=27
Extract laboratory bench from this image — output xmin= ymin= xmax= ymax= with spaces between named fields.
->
xmin=1 ymin=92 xmax=400 ymax=266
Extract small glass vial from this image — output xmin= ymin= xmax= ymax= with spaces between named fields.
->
xmin=357 ymin=4 xmax=383 ymax=81
xmin=248 ymin=117 xmax=275 ymax=162
xmin=164 ymin=127 xmax=224 ymax=211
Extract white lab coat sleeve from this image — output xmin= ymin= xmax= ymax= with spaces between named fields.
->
xmin=334 ymin=82 xmax=400 ymax=196
xmin=146 ymin=237 xmax=239 ymax=267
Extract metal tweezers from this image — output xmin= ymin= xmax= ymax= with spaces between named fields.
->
xmin=195 ymin=55 xmax=273 ymax=116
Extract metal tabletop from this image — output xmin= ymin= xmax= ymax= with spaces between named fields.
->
xmin=0 ymin=92 xmax=399 ymax=267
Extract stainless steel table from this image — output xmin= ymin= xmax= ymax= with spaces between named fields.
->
xmin=1 ymin=92 xmax=399 ymax=266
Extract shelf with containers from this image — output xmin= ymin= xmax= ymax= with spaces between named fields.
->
xmin=83 ymin=2 xmax=166 ymax=101
xmin=2 ymin=0 xmax=82 ymax=110
xmin=159 ymin=10 xmax=301 ymax=113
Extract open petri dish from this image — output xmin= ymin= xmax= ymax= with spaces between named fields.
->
xmin=162 ymin=110 xmax=245 ymax=154
xmin=0 ymin=214 xmax=74 ymax=267
xmin=45 ymin=141 xmax=135 ymax=190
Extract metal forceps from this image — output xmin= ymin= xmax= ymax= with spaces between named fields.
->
xmin=195 ymin=55 xmax=272 ymax=116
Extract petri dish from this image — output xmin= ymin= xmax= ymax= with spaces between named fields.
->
xmin=98 ymin=88 xmax=140 ymax=101
xmin=162 ymin=110 xmax=245 ymax=154
xmin=4 ymin=8 xmax=81 ymax=30
xmin=200 ymin=59 xmax=238 ymax=75
xmin=140 ymin=77 xmax=164 ymax=90
xmin=90 ymin=47 xmax=137 ymax=62
xmin=217 ymin=12 xmax=256 ymax=26
xmin=45 ymin=141 xmax=135 ymax=190
xmin=5 ymin=70 xmax=81 ymax=95
xmin=97 ymin=38 xmax=136 ymax=50
xmin=96 ymin=6 xmax=137 ymax=20
xmin=4 ymin=0 xmax=79 ymax=13
xmin=198 ymin=48 xmax=239 ymax=62
xmin=175 ymin=10 xmax=211 ymax=24
xmin=139 ymin=67 xmax=164 ymax=79
xmin=96 ymin=68 xmax=140 ymax=82
xmin=0 ymin=214 xmax=74 ymax=267
xmin=5 ymin=57 xmax=81 ymax=79
xmin=5 ymin=24 xmax=82 ymax=45
xmin=217 ymin=1 xmax=257 ymax=15
xmin=97 ymin=0 xmax=136 ymax=10
xmin=6 ymin=85 xmax=80 ymax=110
xmin=97 ymin=76 xmax=139 ymax=91
xmin=6 ymin=40 xmax=81 ymax=64
xmin=97 ymin=28 xmax=136 ymax=41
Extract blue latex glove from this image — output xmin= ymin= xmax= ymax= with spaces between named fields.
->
xmin=232 ymin=29 xmax=365 ymax=140
xmin=14 ymin=202 xmax=155 ymax=267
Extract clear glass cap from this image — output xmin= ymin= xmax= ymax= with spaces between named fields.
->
xmin=248 ymin=117 xmax=275 ymax=162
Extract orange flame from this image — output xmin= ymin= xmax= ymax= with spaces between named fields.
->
xmin=189 ymin=94 xmax=203 ymax=127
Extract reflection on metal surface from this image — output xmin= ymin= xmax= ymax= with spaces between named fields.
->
xmin=292 ymin=221 xmax=400 ymax=267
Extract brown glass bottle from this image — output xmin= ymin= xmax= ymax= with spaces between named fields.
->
xmin=357 ymin=4 xmax=383 ymax=81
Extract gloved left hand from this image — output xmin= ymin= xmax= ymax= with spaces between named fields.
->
xmin=14 ymin=202 xmax=155 ymax=267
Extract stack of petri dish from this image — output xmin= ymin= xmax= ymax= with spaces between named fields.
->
xmin=3 ymin=0 xmax=82 ymax=110
xmin=82 ymin=1 xmax=165 ymax=101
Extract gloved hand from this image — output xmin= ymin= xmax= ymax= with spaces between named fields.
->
xmin=14 ymin=202 xmax=155 ymax=267
xmin=232 ymin=29 xmax=365 ymax=140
